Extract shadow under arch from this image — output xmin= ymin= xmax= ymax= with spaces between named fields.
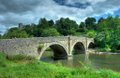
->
xmin=38 ymin=43 xmax=68 ymax=60
xmin=72 ymin=42 xmax=85 ymax=54
xmin=88 ymin=42 xmax=95 ymax=49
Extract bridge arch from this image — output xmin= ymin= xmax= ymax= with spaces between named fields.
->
xmin=88 ymin=42 xmax=95 ymax=49
xmin=71 ymin=41 xmax=85 ymax=54
xmin=37 ymin=42 xmax=68 ymax=60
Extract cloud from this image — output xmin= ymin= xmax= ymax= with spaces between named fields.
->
xmin=92 ymin=0 xmax=119 ymax=14
xmin=0 ymin=0 xmax=120 ymax=34
xmin=53 ymin=0 xmax=91 ymax=9
xmin=0 ymin=0 xmax=41 ymax=14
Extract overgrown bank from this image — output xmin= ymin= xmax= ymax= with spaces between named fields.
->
xmin=0 ymin=52 xmax=120 ymax=78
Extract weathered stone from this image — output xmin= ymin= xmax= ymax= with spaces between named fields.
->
xmin=0 ymin=36 xmax=94 ymax=59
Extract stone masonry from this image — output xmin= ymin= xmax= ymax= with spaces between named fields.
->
xmin=0 ymin=36 xmax=94 ymax=59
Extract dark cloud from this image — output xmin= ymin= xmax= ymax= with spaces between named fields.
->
xmin=53 ymin=0 xmax=91 ymax=9
xmin=0 ymin=0 xmax=42 ymax=31
xmin=53 ymin=0 xmax=67 ymax=5
xmin=0 ymin=0 xmax=41 ymax=14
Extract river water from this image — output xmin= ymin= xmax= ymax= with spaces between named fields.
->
xmin=41 ymin=51 xmax=120 ymax=72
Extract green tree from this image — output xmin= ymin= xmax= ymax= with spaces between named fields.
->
xmin=97 ymin=16 xmax=119 ymax=31
xmin=110 ymin=29 xmax=120 ymax=51
xmin=41 ymin=28 xmax=60 ymax=37
xmin=4 ymin=28 xmax=29 ymax=38
xmin=85 ymin=17 xmax=96 ymax=30
xmin=55 ymin=18 xmax=78 ymax=36
xmin=0 ymin=34 xmax=2 ymax=39
xmin=86 ymin=30 xmax=96 ymax=38
xmin=95 ymin=31 xmax=111 ymax=50
xmin=48 ymin=20 xmax=54 ymax=27
xmin=38 ymin=18 xmax=49 ymax=29
xmin=79 ymin=22 xmax=86 ymax=29
xmin=98 ymin=17 xmax=104 ymax=23
xmin=77 ymin=22 xmax=86 ymax=32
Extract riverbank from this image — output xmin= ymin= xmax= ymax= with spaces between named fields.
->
xmin=93 ymin=52 xmax=120 ymax=55
xmin=88 ymin=49 xmax=120 ymax=55
xmin=0 ymin=52 xmax=120 ymax=78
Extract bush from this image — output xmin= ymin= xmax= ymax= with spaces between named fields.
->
xmin=3 ymin=28 xmax=29 ymax=39
xmin=41 ymin=28 xmax=60 ymax=37
xmin=98 ymin=45 xmax=111 ymax=52
xmin=86 ymin=30 xmax=96 ymax=38
xmin=7 ymin=54 xmax=35 ymax=61
xmin=0 ymin=52 xmax=7 ymax=67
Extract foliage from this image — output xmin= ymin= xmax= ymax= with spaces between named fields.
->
xmin=3 ymin=27 xmax=29 ymax=38
xmin=55 ymin=18 xmax=78 ymax=36
xmin=85 ymin=17 xmax=96 ymax=30
xmin=7 ymin=54 xmax=35 ymax=61
xmin=0 ymin=34 xmax=2 ymax=39
xmin=86 ymin=30 xmax=96 ymax=38
xmin=110 ymin=30 xmax=120 ymax=51
xmin=95 ymin=31 xmax=110 ymax=48
xmin=38 ymin=18 xmax=50 ymax=29
xmin=0 ymin=52 xmax=7 ymax=67
xmin=78 ymin=22 xmax=86 ymax=32
xmin=95 ymin=16 xmax=120 ymax=52
xmin=41 ymin=28 xmax=60 ymax=37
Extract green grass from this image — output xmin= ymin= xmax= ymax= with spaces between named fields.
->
xmin=0 ymin=52 xmax=120 ymax=78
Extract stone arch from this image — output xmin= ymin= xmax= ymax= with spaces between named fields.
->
xmin=71 ymin=41 xmax=85 ymax=54
xmin=37 ymin=42 xmax=68 ymax=60
xmin=88 ymin=42 xmax=95 ymax=49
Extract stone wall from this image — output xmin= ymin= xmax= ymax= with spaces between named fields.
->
xmin=0 ymin=36 xmax=94 ymax=59
xmin=0 ymin=38 xmax=38 ymax=57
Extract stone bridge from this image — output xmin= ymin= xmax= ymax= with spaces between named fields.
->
xmin=0 ymin=36 xmax=94 ymax=60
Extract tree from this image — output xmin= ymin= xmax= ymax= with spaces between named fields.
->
xmin=86 ymin=30 xmax=96 ymax=38
xmin=77 ymin=22 xmax=86 ymax=32
xmin=98 ymin=17 xmax=104 ymax=23
xmin=4 ymin=28 xmax=29 ymax=38
xmin=23 ymin=24 xmax=39 ymax=37
xmin=98 ymin=16 xmax=119 ymax=31
xmin=79 ymin=22 xmax=86 ymax=29
xmin=48 ymin=20 xmax=54 ymax=27
xmin=85 ymin=17 xmax=96 ymax=30
xmin=41 ymin=28 xmax=60 ymax=37
xmin=38 ymin=18 xmax=49 ymax=29
xmin=110 ymin=29 xmax=120 ymax=51
xmin=0 ymin=34 xmax=2 ymax=39
xmin=55 ymin=18 xmax=78 ymax=36
xmin=95 ymin=31 xmax=110 ymax=49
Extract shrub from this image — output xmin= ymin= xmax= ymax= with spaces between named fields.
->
xmin=41 ymin=28 xmax=60 ymax=37
xmin=86 ymin=30 xmax=96 ymax=38
xmin=7 ymin=54 xmax=35 ymax=61
xmin=0 ymin=52 xmax=7 ymax=67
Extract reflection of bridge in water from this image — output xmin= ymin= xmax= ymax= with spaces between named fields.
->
xmin=0 ymin=36 xmax=94 ymax=60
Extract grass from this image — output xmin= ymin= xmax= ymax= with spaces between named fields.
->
xmin=0 ymin=52 xmax=120 ymax=78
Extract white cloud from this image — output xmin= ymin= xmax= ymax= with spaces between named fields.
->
xmin=0 ymin=0 xmax=120 ymax=34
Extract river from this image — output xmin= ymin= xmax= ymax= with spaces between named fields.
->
xmin=40 ymin=51 xmax=120 ymax=72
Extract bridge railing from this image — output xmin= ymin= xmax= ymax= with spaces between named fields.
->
xmin=0 ymin=36 xmax=94 ymax=43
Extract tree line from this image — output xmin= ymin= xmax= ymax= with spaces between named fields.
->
xmin=1 ymin=16 xmax=120 ymax=52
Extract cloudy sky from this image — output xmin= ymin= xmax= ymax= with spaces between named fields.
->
xmin=0 ymin=0 xmax=120 ymax=34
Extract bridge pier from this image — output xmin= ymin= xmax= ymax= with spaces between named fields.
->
xmin=68 ymin=54 xmax=72 ymax=56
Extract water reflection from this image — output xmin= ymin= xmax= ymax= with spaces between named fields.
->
xmin=40 ymin=51 xmax=120 ymax=72
xmin=89 ymin=54 xmax=120 ymax=72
